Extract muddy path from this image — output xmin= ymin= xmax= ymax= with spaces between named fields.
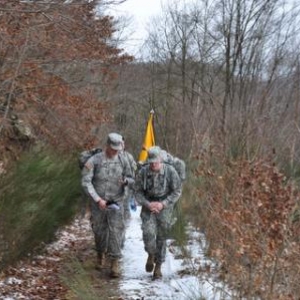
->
xmin=0 ymin=207 xmax=230 ymax=300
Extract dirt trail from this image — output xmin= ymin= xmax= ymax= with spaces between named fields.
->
xmin=0 ymin=207 xmax=230 ymax=300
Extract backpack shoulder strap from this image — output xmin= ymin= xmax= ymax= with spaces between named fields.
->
xmin=140 ymin=163 xmax=149 ymax=192
xmin=90 ymin=152 xmax=103 ymax=176
xmin=124 ymin=151 xmax=135 ymax=176
xmin=118 ymin=152 xmax=127 ymax=177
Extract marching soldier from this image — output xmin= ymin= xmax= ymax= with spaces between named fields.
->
xmin=135 ymin=146 xmax=182 ymax=279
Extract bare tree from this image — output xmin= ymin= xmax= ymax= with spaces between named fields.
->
xmin=139 ymin=0 xmax=300 ymax=162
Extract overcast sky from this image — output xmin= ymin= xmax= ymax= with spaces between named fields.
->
xmin=108 ymin=0 xmax=298 ymax=57
xmin=107 ymin=0 xmax=171 ymax=56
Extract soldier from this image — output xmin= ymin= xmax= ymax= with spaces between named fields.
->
xmin=81 ymin=132 xmax=134 ymax=278
xmin=135 ymin=146 xmax=182 ymax=279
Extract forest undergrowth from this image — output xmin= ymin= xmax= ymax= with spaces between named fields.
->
xmin=186 ymin=151 xmax=300 ymax=299
xmin=2 ymin=144 xmax=300 ymax=299
xmin=0 ymin=149 xmax=81 ymax=271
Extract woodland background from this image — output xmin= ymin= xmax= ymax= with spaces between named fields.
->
xmin=1 ymin=0 xmax=300 ymax=299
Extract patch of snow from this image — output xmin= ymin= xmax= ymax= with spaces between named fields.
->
xmin=120 ymin=206 xmax=232 ymax=300
xmin=4 ymin=277 xmax=23 ymax=285
xmin=0 ymin=205 xmax=233 ymax=300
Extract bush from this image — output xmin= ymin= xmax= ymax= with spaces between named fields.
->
xmin=0 ymin=149 xmax=81 ymax=270
xmin=189 ymin=155 xmax=300 ymax=299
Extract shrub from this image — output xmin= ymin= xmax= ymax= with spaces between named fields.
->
xmin=189 ymin=155 xmax=300 ymax=298
xmin=0 ymin=149 xmax=81 ymax=270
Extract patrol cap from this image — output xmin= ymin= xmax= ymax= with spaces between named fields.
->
xmin=147 ymin=146 xmax=162 ymax=163
xmin=107 ymin=132 xmax=123 ymax=151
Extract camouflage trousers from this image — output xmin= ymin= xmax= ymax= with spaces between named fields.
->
xmin=140 ymin=205 xmax=174 ymax=264
xmin=90 ymin=199 xmax=125 ymax=259
xmin=123 ymin=191 xmax=131 ymax=220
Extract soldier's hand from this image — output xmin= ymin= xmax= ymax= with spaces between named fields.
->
xmin=119 ymin=177 xmax=128 ymax=186
xmin=148 ymin=202 xmax=157 ymax=213
xmin=149 ymin=202 xmax=164 ymax=214
xmin=155 ymin=202 xmax=164 ymax=212
xmin=97 ymin=198 xmax=107 ymax=210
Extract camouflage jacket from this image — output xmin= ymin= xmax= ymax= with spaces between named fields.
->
xmin=135 ymin=163 xmax=182 ymax=209
xmin=122 ymin=150 xmax=137 ymax=178
xmin=81 ymin=151 xmax=134 ymax=203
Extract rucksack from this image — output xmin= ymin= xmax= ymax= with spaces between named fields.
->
xmin=160 ymin=150 xmax=186 ymax=182
xmin=172 ymin=157 xmax=186 ymax=182
xmin=78 ymin=148 xmax=102 ymax=170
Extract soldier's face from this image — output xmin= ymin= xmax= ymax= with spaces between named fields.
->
xmin=106 ymin=146 xmax=118 ymax=158
xmin=150 ymin=159 xmax=162 ymax=172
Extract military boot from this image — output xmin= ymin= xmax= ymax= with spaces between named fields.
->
xmin=95 ymin=253 xmax=106 ymax=270
xmin=110 ymin=259 xmax=120 ymax=278
xmin=145 ymin=254 xmax=155 ymax=272
xmin=153 ymin=263 xmax=162 ymax=279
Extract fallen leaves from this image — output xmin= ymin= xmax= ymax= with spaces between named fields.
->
xmin=0 ymin=217 xmax=93 ymax=300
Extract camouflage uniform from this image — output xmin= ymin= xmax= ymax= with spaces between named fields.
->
xmin=135 ymin=155 xmax=182 ymax=265
xmin=122 ymin=150 xmax=137 ymax=220
xmin=82 ymin=136 xmax=134 ymax=260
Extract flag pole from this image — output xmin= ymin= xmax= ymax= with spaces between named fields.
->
xmin=138 ymin=109 xmax=155 ymax=163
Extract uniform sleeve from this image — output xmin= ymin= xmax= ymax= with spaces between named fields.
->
xmin=81 ymin=155 xmax=100 ymax=202
xmin=129 ymin=153 xmax=137 ymax=174
xmin=161 ymin=166 xmax=182 ymax=208
xmin=134 ymin=167 xmax=151 ymax=208
xmin=122 ymin=155 xmax=135 ymax=187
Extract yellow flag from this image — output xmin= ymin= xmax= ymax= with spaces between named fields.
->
xmin=138 ymin=110 xmax=155 ymax=163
